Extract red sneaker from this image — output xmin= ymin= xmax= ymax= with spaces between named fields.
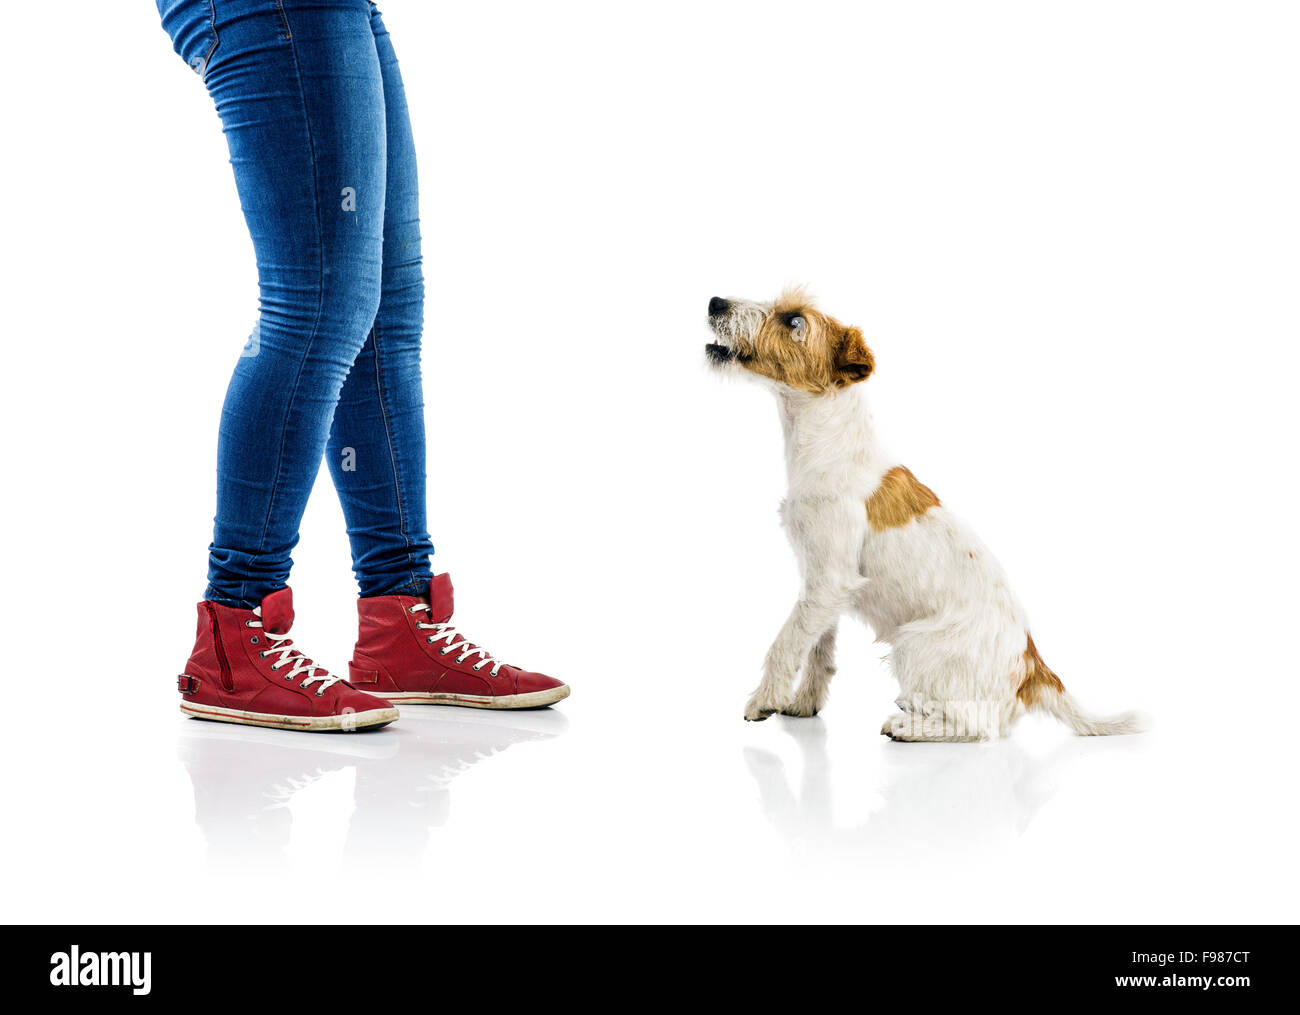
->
xmin=347 ymin=574 xmax=570 ymax=709
xmin=178 ymin=588 xmax=400 ymax=732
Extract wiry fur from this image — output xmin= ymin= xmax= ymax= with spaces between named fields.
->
xmin=706 ymin=289 xmax=1145 ymax=741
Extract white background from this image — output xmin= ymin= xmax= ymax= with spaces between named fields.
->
xmin=1 ymin=0 xmax=1297 ymax=923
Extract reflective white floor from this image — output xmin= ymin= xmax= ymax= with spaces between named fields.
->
xmin=7 ymin=673 xmax=1295 ymax=923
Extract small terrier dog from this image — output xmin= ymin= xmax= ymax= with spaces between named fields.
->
xmin=706 ymin=287 xmax=1143 ymax=741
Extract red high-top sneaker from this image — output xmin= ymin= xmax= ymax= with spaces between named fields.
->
xmin=347 ymin=574 xmax=569 ymax=709
xmin=178 ymin=588 xmax=400 ymax=732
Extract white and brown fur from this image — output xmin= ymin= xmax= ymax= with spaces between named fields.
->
xmin=706 ymin=287 xmax=1144 ymax=741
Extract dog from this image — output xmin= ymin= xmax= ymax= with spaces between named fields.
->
xmin=705 ymin=287 xmax=1144 ymax=741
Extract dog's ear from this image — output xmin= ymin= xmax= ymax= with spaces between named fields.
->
xmin=835 ymin=327 xmax=875 ymax=385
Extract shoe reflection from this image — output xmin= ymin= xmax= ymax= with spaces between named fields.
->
xmin=179 ymin=709 xmax=569 ymax=867
xmin=744 ymin=717 xmax=1140 ymax=860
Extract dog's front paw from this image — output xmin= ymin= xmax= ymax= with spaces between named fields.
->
xmin=744 ymin=692 xmax=785 ymax=722
xmin=780 ymin=692 xmax=822 ymax=718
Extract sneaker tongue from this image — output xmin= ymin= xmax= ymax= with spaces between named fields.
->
xmin=429 ymin=573 xmax=454 ymax=624
xmin=261 ymin=587 xmax=294 ymax=635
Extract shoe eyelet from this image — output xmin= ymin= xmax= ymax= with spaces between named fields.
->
xmin=250 ymin=635 xmax=259 ymax=644
xmin=315 ymin=690 xmax=324 ymax=697
xmin=457 ymin=655 xmax=469 ymax=664
xmin=284 ymin=675 xmax=293 ymax=681
xmin=244 ymin=620 xmax=255 ymax=627
xmin=270 ymin=663 xmax=282 ymax=670
xmin=440 ymin=648 xmax=451 ymax=655
xmin=259 ymin=651 xmax=269 ymax=658
xmin=426 ymin=637 xmax=434 ymax=644
xmin=473 ymin=663 xmax=485 ymax=671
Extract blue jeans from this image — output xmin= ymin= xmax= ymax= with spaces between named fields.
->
xmin=157 ymin=0 xmax=434 ymax=607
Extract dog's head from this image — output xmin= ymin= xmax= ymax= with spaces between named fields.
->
xmin=705 ymin=286 xmax=874 ymax=394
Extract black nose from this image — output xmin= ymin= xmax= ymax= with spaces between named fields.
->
xmin=708 ymin=296 xmax=730 ymax=317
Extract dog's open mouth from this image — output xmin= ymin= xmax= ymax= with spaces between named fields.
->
xmin=705 ymin=342 xmax=739 ymax=364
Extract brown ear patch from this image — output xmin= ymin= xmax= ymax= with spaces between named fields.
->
xmin=865 ymin=466 xmax=941 ymax=530
xmin=730 ymin=296 xmax=875 ymax=395
xmin=836 ymin=327 xmax=875 ymax=385
xmin=1017 ymin=634 xmax=1066 ymax=706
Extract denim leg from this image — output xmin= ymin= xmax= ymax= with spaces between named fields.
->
xmin=326 ymin=3 xmax=434 ymax=600
xmin=157 ymin=0 xmax=388 ymax=607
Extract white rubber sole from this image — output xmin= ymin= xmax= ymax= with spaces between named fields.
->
xmin=378 ymin=684 xmax=570 ymax=710
xmin=180 ymin=701 xmax=400 ymax=732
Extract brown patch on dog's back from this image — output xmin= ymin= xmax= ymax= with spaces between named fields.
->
xmin=866 ymin=466 xmax=941 ymax=530
xmin=1017 ymin=634 xmax=1065 ymax=706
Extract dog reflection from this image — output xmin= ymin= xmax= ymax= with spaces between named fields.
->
xmin=744 ymin=718 xmax=1133 ymax=858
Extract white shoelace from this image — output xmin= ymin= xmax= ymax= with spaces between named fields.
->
xmin=246 ymin=607 xmax=343 ymax=695
xmin=410 ymin=603 xmax=503 ymax=676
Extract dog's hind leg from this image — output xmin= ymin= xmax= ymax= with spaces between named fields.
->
xmin=880 ymin=707 xmax=988 ymax=743
xmin=879 ymin=691 xmax=1008 ymax=742
xmin=877 ymin=623 xmax=1013 ymax=742
xmin=781 ymin=622 xmax=837 ymax=717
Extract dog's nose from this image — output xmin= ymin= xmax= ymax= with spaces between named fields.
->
xmin=708 ymin=296 xmax=730 ymax=317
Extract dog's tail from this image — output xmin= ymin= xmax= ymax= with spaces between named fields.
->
xmin=1020 ymin=635 xmax=1147 ymax=736
xmin=1037 ymin=688 xmax=1147 ymax=736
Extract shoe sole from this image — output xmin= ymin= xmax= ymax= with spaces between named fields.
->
xmin=180 ymin=702 xmax=400 ymax=732
xmin=377 ymin=684 xmax=570 ymax=710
